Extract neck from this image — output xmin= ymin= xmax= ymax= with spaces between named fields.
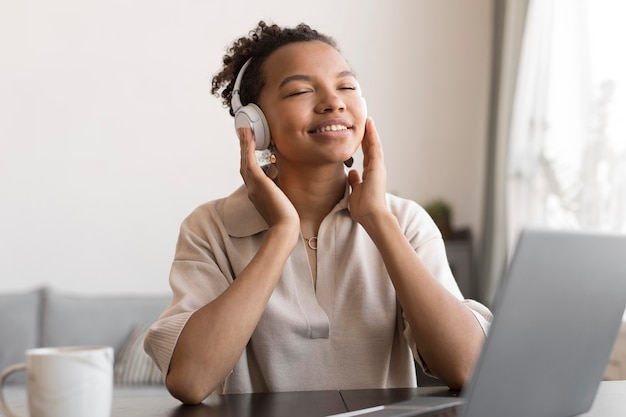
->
xmin=276 ymin=163 xmax=347 ymax=234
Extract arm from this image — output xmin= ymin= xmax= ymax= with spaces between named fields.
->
xmin=347 ymin=118 xmax=485 ymax=389
xmin=166 ymin=128 xmax=300 ymax=404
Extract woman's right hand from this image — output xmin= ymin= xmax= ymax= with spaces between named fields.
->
xmin=238 ymin=128 xmax=300 ymax=232
xmin=166 ymin=131 xmax=301 ymax=404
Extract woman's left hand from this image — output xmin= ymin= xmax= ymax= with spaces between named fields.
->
xmin=347 ymin=117 xmax=389 ymax=225
xmin=238 ymin=127 xmax=300 ymax=232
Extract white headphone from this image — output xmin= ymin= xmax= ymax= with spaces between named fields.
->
xmin=231 ymin=59 xmax=271 ymax=150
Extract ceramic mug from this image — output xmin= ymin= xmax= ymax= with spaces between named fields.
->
xmin=0 ymin=346 xmax=113 ymax=417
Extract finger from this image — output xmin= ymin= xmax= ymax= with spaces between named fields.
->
xmin=240 ymin=127 xmax=258 ymax=160
xmin=363 ymin=117 xmax=383 ymax=159
xmin=238 ymin=128 xmax=247 ymax=163
xmin=347 ymin=169 xmax=362 ymax=189
xmin=360 ymin=118 xmax=372 ymax=169
xmin=238 ymin=127 xmax=256 ymax=176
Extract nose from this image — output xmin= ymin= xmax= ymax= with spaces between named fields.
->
xmin=315 ymin=89 xmax=346 ymax=113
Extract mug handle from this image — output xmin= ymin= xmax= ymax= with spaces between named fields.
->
xmin=0 ymin=363 xmax=28 ymax=417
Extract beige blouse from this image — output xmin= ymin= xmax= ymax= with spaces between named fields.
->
xmin=144 ymin=184 xmax=492 ymax=394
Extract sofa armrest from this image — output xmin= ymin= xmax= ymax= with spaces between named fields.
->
xmin=0 ymin=288 xmax=43 ymax=384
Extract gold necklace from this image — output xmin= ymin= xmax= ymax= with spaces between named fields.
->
xmin=304 ymin=236 xmax=318 ymax=250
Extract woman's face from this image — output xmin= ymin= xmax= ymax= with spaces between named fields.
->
xmin=257 ymin=41 xmax=367 ymax=169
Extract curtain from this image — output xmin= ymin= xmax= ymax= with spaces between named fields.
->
xmin=507 ymin=0 xmax=626 ymax=246
xmin=483 ymin=0 xmax=626 ymax=304
xmin=479 ymin=0 xmax=529 ymax=305
xmin=506 ymin=0 xmax=555 ymax=250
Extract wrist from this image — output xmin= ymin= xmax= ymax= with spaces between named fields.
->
xmin=266 ymin=223 xmax=300 ymax=248
xmin=358 ymin=210 xmax=398 ymax=237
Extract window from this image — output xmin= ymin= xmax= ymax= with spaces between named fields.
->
xmin=507 ymin=0 xmax=626 ymax=243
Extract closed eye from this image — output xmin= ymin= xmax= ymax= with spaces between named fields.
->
xmin=286 ymin=90 xmax=312 ymax=97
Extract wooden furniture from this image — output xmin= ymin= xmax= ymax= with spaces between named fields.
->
xmin=445 ymin=235 xmax=475 ymax=299
xmin=3 ymin=382 xmax=625 ymax=417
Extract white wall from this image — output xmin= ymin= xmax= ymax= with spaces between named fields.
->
xmin=0 ymin=1 xmax=493 ymax=295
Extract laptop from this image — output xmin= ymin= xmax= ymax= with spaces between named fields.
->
xmin=331 ymin=229 xmax=626 ymax=417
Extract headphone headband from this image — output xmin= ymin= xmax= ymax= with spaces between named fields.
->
xmin=231 ymin=58 xmax=252 ymax=112
xmin=230 ymin=58 xmax=271 ymax=150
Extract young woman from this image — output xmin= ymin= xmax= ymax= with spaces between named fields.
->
xmin=144 ymin=21 xmax=492 ymax=405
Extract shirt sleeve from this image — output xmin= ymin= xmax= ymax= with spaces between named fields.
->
xmin=389 ymin=197 xmax=493 ymax=374
xmin=143 ymin=204 xmax=232 ymax=375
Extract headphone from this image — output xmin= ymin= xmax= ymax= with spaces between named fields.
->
xmin=231 ymin=59 xmax=271 ymax=150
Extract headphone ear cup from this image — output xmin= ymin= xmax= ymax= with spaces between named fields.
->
xmin=234 ymin=104 xmax=271 ymax=150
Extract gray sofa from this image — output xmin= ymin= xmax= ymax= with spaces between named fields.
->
xmin=0 ymin=287 xmax=170 ymax=395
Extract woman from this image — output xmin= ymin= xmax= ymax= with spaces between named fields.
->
xmin=144 ymin=21 xmax=492 ymax=405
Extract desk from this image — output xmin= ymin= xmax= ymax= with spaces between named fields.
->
xmin=3 ymin=381 xmax=625 ymax=417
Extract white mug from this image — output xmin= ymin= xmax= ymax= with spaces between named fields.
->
xmin=0 ymin=346 xmax=113 ymax=417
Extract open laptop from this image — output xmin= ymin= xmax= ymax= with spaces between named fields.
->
xmin=331 ymin=229 xmax=626 ymax=417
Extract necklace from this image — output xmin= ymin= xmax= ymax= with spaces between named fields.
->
xmin=304 ymin=236 xmax=318 ymax=250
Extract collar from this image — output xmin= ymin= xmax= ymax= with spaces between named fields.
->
xmin=223 ymin=182 xmax=351 ymax=238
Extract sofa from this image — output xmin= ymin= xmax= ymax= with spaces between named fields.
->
xmin=0 ymin=287 xmax=170 ymax=396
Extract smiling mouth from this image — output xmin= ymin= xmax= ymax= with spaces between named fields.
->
xmin=313 ymin=124 xmax=350 ymax=133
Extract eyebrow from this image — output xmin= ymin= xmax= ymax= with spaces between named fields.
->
xmin=278 ymin=70 xmax=357 ymax=89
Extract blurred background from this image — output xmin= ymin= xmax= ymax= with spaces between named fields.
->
xmin=0 ymin=1 xmax=491 ymax=296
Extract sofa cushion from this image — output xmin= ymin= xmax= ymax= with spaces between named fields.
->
xmin=0 ymin=289 xmax=42 ymax=384
xmin=41 ymin=289 xmax=170 ymax=357
xmin=114 ymin=324 xmax=164 ymax=385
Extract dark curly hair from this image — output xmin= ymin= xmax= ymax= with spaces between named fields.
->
xmin=211 ymin=21 xmax=338 ymax=117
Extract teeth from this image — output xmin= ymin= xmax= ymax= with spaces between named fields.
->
xmin=315 ymin=125 xmax=348 ymax=133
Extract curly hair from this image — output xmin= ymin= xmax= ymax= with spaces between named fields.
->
xmin=211 ymin=21 xmax=338 ymax=117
